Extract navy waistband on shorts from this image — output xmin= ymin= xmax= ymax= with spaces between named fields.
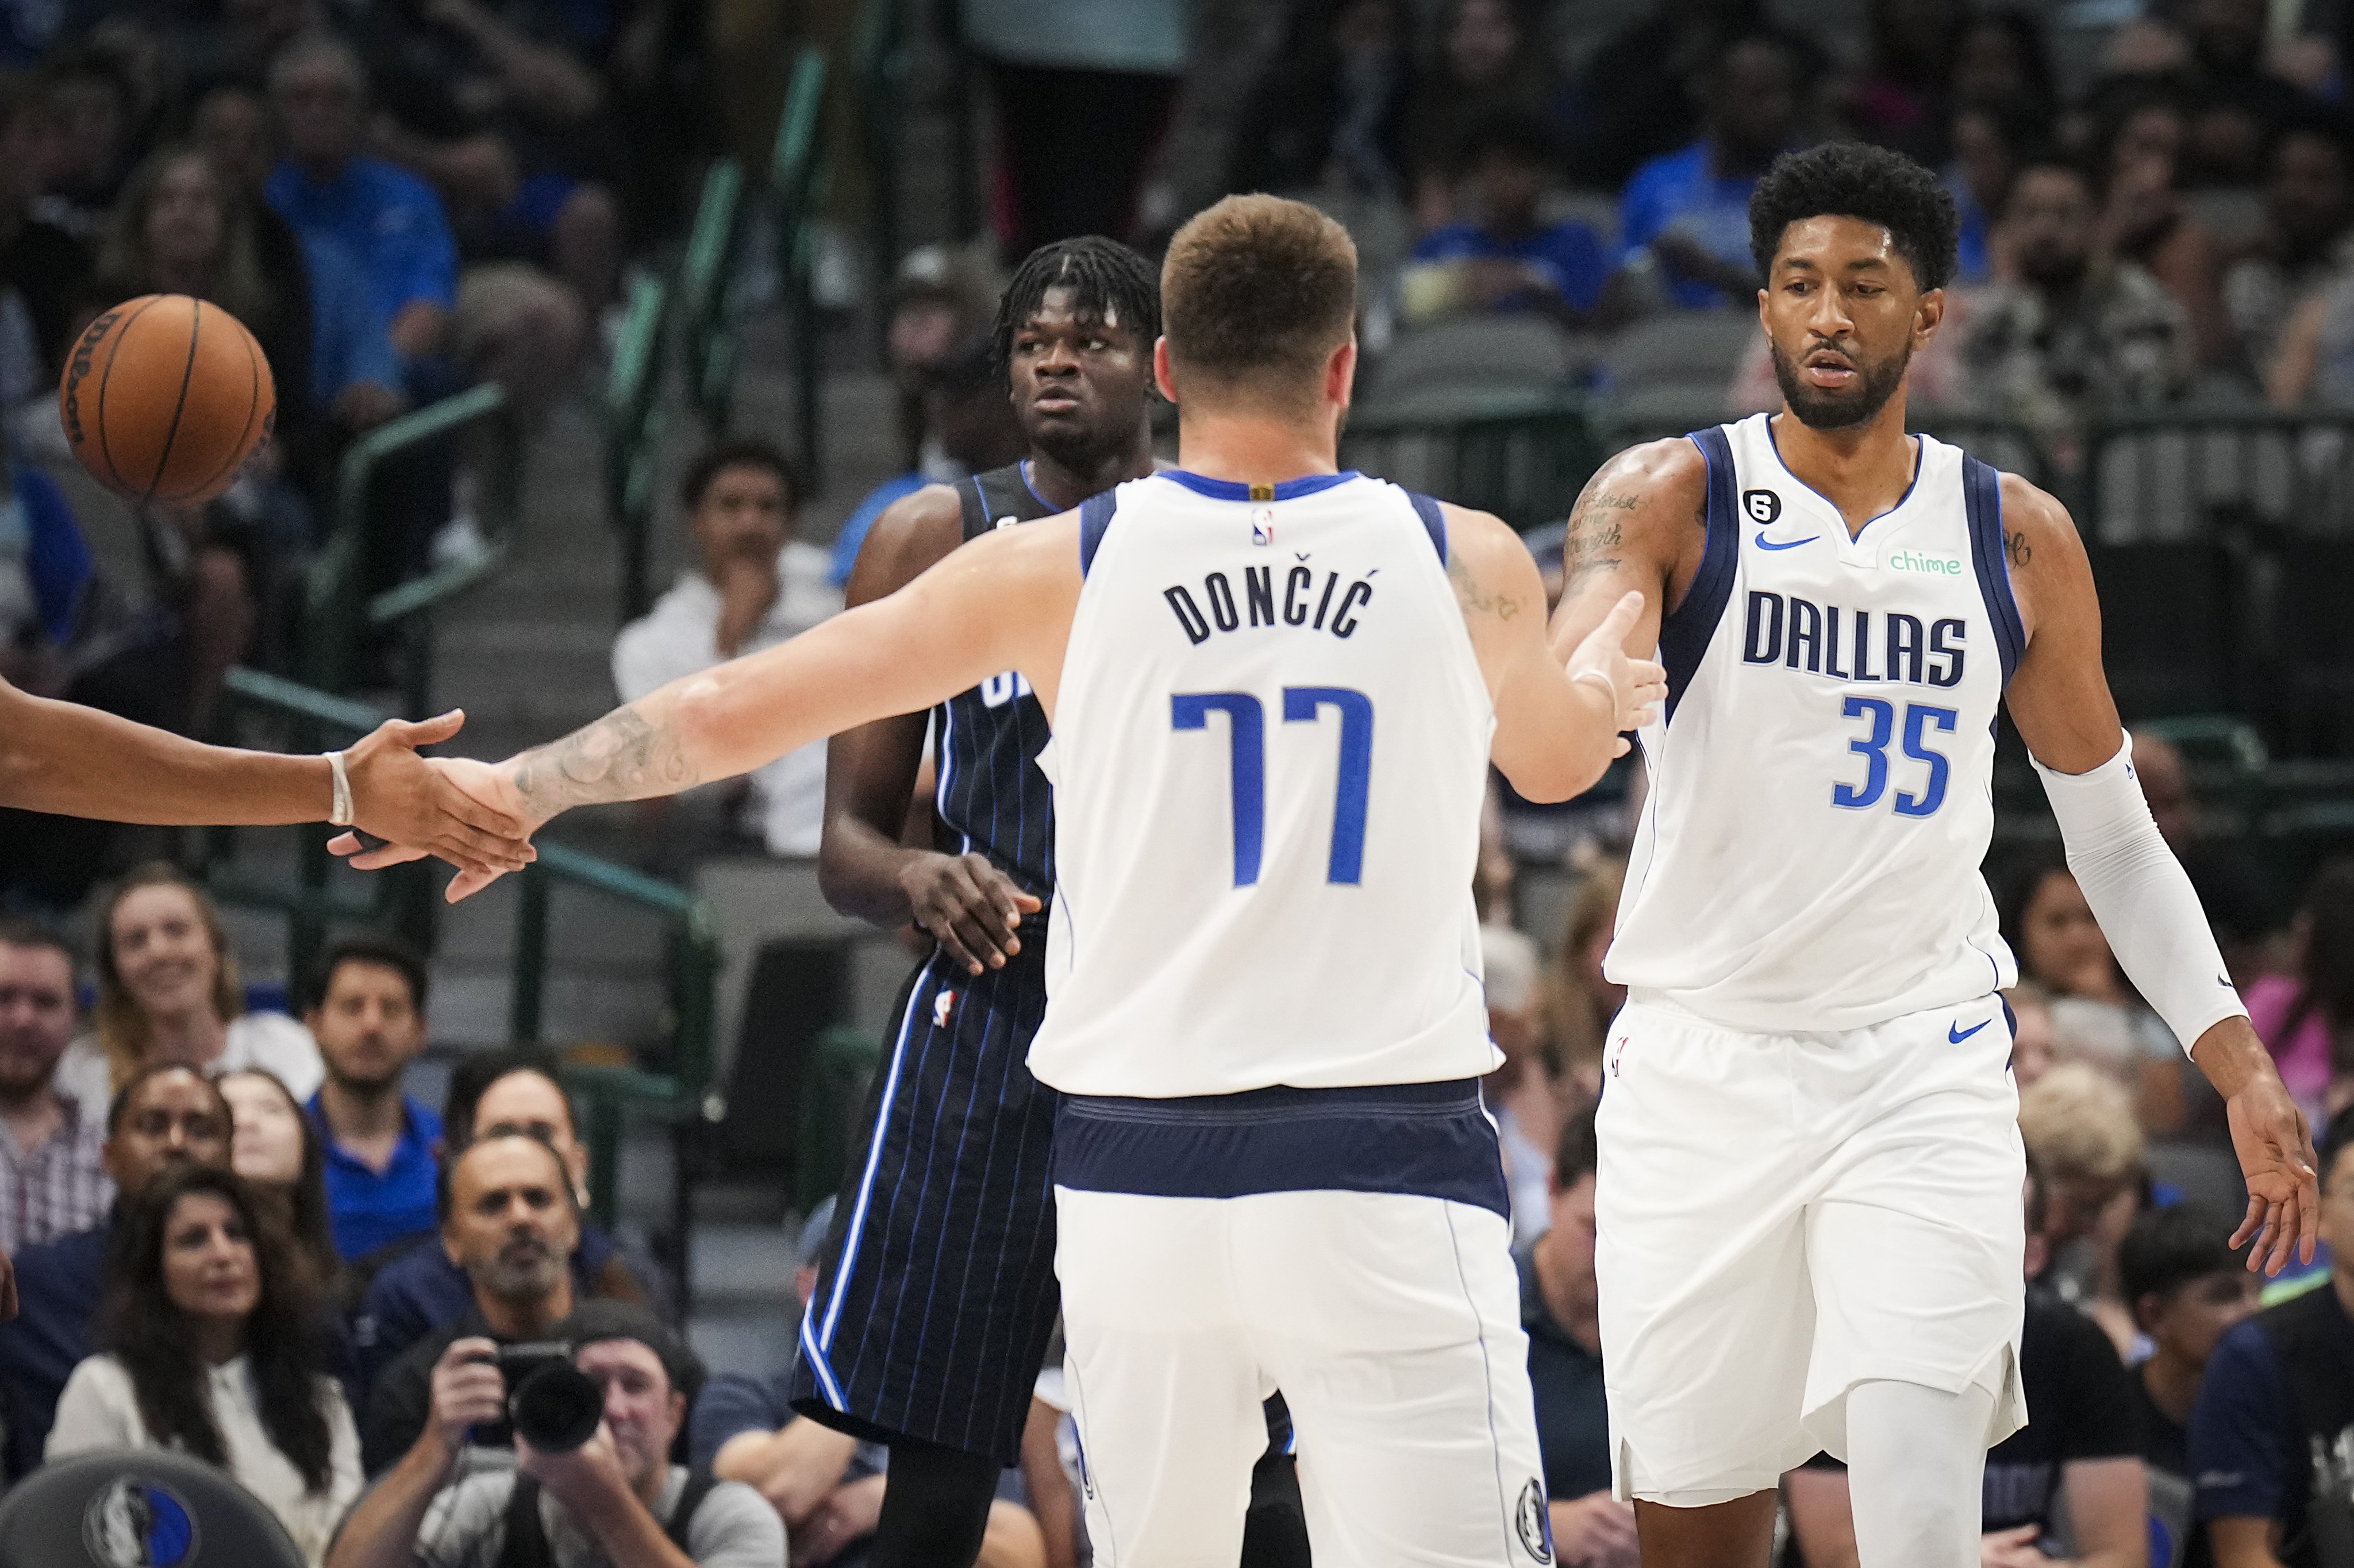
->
xmin=1052 ymin=1078 xmax=1509 ymax=1219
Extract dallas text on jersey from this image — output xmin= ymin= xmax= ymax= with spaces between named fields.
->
xmin=1741 ymin=591 xmax=1968 ymax=686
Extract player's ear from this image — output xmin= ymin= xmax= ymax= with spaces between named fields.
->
xmin=1915 ymin=286 xmax=1945 ymax=347
xmin=1152 ymin=337 xmax=1177 ymax=404
xmin=1326 ymin=337 xmax=1357 ymax=412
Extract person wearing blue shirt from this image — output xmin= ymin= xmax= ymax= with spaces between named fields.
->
xmin=1404 ymin=112 xmax=1614 ymax=329
xmin=264 ymin=34 xmax=459 ymax=367
xmin=1617 ymin=34 xmax=1807 ymax=309
xmin=298 ymin=233 xmax=405 ymax=423
xmin=2190 ymin=1117 xmax=2354 ymax=1568
xmin=301 ymin=937 xmax=441 ymax=1263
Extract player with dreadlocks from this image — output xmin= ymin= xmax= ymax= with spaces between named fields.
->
xmin=780 ymin=237 xmax=1174 ymax=1568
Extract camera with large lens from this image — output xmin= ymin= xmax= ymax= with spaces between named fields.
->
xmin=488 ymin=1342 xmax=603 ymax=1454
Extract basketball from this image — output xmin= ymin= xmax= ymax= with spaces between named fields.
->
xmin=57 ymin=294 xmax=276 ymax=507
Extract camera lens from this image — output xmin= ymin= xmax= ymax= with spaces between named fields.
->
xmin=509 ymin=1364 xmax=603 ymax=1454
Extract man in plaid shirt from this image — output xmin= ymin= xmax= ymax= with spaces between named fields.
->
xmin=0 ymin=919 xmax=109 ymax=1255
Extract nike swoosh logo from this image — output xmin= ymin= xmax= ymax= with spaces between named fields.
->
xmin=1755 ymin=531 xmax=1819 ymax=551
xmin=1949 ymin=1019 xmax=1990 ymax=1042
xmin=2219 ymin=973 xmax=2233 ymax=988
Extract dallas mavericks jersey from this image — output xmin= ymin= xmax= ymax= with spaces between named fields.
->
xmin=1608 ymin=414 xmax=2024 ymax=1032
xmin=1028 ymin=470 xmax=1499 ymax=1097
xmin=937 ymin=463 xmax=1059 ymax=896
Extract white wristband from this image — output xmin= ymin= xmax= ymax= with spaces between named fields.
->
xmin=1572 ymin=667 xmax=1621 ymax=724
xmin=326 ymin=750 xmax=353 ymax=827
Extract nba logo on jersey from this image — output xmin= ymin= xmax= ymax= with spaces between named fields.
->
xmin=1251 ymin=508 xmax=1275 ymax=546
xmin=933 ymin=990 xmax=956 ymax=1027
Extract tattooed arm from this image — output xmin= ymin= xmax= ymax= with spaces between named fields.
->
xmin=1545 ymin=438 xmax=1713 ymax=666
xmin=1442 ymin=501 xmax=1667 ymax=803
xmin=348 ymin=517 xmax=1085 ymax=896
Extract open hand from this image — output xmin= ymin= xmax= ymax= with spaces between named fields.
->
xmin=341 ymin=711 xmax=534 ymax=877
xmin=333 ymin=756 xmax=537 ymax=902
xmin=2225 ymin=1061 xmax=2320 ymax=1276
xmin=1567 ymin=591 xmax=1668 ymax=752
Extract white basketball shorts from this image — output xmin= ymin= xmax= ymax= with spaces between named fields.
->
xmin=1594 ymin=992 xmax=2028 ymax=1504
xmin=1056 ymin=1186 xmax=1553 ymax=1567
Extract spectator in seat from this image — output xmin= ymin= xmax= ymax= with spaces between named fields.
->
xmin=1617 ymin=32 xmax=1810 ymax=310
xmin=55 ymin=862 xmax=323 ymax=1115
xmin=2226 ymin=115 xmax=2354 ymax=395
xmin=1521 ymin=1107 xmax=1638 ymax=1568
xmin=1226 ymin=0 xmax=1415 ymax=203
xmin=2086 ymin=79 xmax=2235 ymax=375
xmin=0 ymin=918 xmax=110 ymax=1255
xmin=265 ymin=32 xmax=580 ymax=421
xmin=1943 ymin=95 xmax=2045 ymax=288
xmin=334 ymin=1300 xmax=782 ymax=1568
xmin=1480 ymin=921 xmax=1559 ymax=1247
xmin=49 ymin=1163 xmax=361 ymax=1566
xmin=2019 ymin=1062 xmax=2149 ymax=1357
xmin=0 ymin=73 xmax=90 ymax=400
xmin=1399 ymin=114 xmax=1614 ymax=333
xmin=2130 ymin=727 xmax=2279 ymax=984
xmin=1785 ymin=1158 xmax=2149 ymax=1568
xmin=1400 ymin=0 xmax=1567 ymax=232
xmin=93 ymin=141 xmax=319 ymax=691
xmin=829 ymin=333 xmax=1027 ymax=589
xmin=1564 ymin=0 xmax=1759 ymax=192
xmin=2008 ymin=981 xmax=2061 ymax=1090
xmin=34 ymin=47 xmax=139 ymax=244
xmin=1536 ymin=858 xmax=1627 ymax=1104
xmin=613 ymin=440 xmax=839 ymax=862
xmin=695 ymin=1200 xmax=1047 ymax=1567
xmin=355 ymin=1052 xmax=670 ymax=1403
xmin=2121 ymin=1201 xmax=2257 ymax=1567
xmin=0 ymin=1061 xmax=232 ymax=1476
xmin=2247 ymin=861 xmax=2354 ymax=1131
xmin=1959 ymin=156 xmax=2194 ymax=469
xmin=360 ymin=1130 xmax=586 ymax=1473
xmin=301 ymin=935 xmax=441 ymax=1265
xmin=218 ymin=1068 xmax=344 ymax=1293
xmin=2003 ymin=856 xmax=2192 ymax=1131
xmin=2191 ymin=1112 xmax=2354 ymax=1568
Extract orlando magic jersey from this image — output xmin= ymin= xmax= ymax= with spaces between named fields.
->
xmin=1028 ymin=469 xmax=1498 ymax=1097
xmin=787 ymin=461 xmax=1064 ymax=1463
xmin=1607 ymin=415 xmax=2024 ymax=1033
xmin=936 ymin=461 xmax=1059 ymax=895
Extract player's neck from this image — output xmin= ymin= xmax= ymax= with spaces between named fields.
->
xmin=1767 ymin=398 xmax=1918 ymax=538
xmin=1174 ymin=407 xmax=1340 ymax=489
xmin=1026 ymin=429 xmax=1156 ymax=513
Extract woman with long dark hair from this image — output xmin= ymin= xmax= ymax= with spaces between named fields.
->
xmin=48 ymin=1164 xmax=359 ymax=1566
xmin=2247 ymin=859 xmax=2354 ymax=1126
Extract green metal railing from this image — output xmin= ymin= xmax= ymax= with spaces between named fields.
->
xmin=856 ymin=0 xmax=909 ymax=355
xmin=606 ymin=273 xmax=674 ymax=623
xmin=305 ymin=385 xmax=525 ymax=711
xmin=771 ymin=47 xmax=830 ymax=478
xmin=2084 ymin=403 xmax=2354 ymax=544
xmin=507 ymin=840 xmax=722 ymax=1232
xmin=680 ymin=159 xmax=750 ymax=434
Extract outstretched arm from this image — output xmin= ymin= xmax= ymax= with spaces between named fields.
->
xmin=2001 ymin=473 xmax=2317 ymax=1274
xmin=367 ymin=518 xmax=1083 ymax=897
xmin=1443 ymin=501 xmax=1664 ymax=800
xmin=1545 ymin=439 xmax=1713 ymax=666
xmin=0 ymin=680 xmax=529 ymax=873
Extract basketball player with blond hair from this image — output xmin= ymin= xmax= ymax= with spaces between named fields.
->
xmin=353 ymin=193 xmax=1658 ymax=1564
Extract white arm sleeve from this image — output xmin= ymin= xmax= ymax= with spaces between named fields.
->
xmin=2030 ymin=737 xmax=2247 ymax=1057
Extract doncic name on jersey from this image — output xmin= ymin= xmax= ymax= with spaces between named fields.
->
xmin=1161 ymin=559 xmax=1379 ymax=645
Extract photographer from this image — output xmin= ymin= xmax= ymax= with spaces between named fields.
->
xmin=329 ymin=1301 xmax=780 ymax=1568
xmin=362 ymin=1130 xmax=582 ymax=1473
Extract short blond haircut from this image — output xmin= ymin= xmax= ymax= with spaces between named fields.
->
xmin=2017 ymin=1061 xmax=2145 ymax=1188
xmin=1160 ymin=194 xmax=1356 ymax=404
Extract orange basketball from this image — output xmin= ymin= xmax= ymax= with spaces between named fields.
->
xmin=58 ymin=294 xmax=276 ymax=506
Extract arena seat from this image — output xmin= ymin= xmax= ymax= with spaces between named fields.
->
xmin=0 ymin=1448 xmax=304 ymax=1568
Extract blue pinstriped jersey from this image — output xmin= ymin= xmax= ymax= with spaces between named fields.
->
xmin=934 ymin=463 xmax=1060 ymax=898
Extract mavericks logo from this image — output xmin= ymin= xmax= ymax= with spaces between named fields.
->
xmin=1516 ymin=1478 xmax=1554 ymax=1563
xmin=83 ymin=1478 xmax=199 ymax=1568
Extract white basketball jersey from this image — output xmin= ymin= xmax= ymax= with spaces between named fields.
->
xmin=1608 ymin=414 xmax=2023 ymax=1032
xmin=1028 ymin=470 xmax=1499 ymax=1097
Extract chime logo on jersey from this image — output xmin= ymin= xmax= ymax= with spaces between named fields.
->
xmin=933 ymin=990 xmax=956 ymax=1028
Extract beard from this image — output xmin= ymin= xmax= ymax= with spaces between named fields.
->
xmin=1769 ymin=336 xmax=1912 ymax=431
